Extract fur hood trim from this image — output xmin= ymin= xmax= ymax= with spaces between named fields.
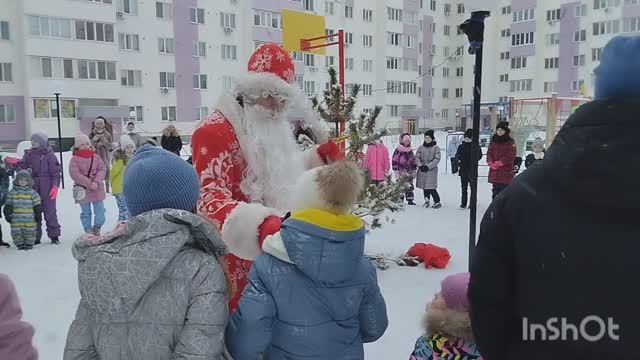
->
xmin=112 ymin=149 xmax=127 ymax=161
xmin=235 ymin=72 xmax=296 ymax=101
xmin=293 ymin=161 xmax=364 ymax=213
xmin=424 ymin=307 xmax=474 ymax=340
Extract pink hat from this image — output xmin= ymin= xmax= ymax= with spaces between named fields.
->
xmin=440 ymin=272 xmax=470 ymax=312
xmin=74 ymin=133 xmax=91 ymax=148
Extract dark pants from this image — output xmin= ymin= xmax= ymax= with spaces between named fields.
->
xmin=492 ymin=183 xmax=509 ymax=199
xmin=460 ymin=173 xmax=476 ymax=207
xmin=423 ymin=189 xmax=441 ymax=204
xmin=450 ymin=157 xmax=458 ymax=174
xmin=404 ymin=181 xmax=415 ymax=202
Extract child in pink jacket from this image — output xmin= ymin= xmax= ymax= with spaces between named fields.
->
xmin=364 ymin=140 xmax=390 ymax=185
xmin=0 ymin=274 xmax=37 ymax=360
xmin=69 ymin=133 xmax=107 ymax=236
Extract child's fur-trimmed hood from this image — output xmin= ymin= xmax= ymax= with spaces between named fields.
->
xmin=424 ymin=306 xmax=474 ymax=340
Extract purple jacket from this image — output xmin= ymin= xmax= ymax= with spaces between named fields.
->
xmin=392 ymin=147 xmax=417 ymax=174
xmin=0 ymin=274 xmax=37 ymax=360
xmin=19 ymin=146 xmax=61 ymax=195
xmin=69 ymin=151 xmax=107 ymax=204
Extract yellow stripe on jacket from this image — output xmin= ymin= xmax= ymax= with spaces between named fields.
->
xmin=290 ymin=208 xmax=364 ymax=232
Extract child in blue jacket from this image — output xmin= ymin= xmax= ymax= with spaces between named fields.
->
xmin=226 ymin=160 xmax=388 ymax=360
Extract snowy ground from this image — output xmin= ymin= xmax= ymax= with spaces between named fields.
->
xmin=0 ymin=132 xmax=494 ymax=359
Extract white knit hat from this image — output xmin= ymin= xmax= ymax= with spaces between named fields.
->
xmin=120 ymin=135 xmax=136 ymax=149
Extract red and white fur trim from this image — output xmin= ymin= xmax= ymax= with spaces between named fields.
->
xmin=221 ymin=202 xmax=282 ymax=260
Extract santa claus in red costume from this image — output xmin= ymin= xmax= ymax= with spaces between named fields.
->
xmin=191 ymin=43 xmax=341 ymax=312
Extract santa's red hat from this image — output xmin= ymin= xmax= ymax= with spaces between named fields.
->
xmin=235 ymin=43 xmax=297 ymax=101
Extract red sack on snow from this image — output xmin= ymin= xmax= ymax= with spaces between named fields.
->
xmin=407 ymin=243 xmax=451 ymax=269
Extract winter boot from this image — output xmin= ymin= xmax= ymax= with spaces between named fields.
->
xmin=0 ymin=241 xmax=10 ymax=248
xmin=407 ymin=200 xmax=416 ymax=206
xmin=24 ymin=245 xmax=33 ymax=251
xmin=92 ymin=227 xmax=101 ymax=237
xmin=423 ymin=200 xmax=431 ymax=208
xmin=459 ymin=204 xmax=467 ymax=210
xmin=34 ymin=239 xmax=41 ymax=245
xmin=432 ymin=203 xmax=442 ymax=209
xmin=17 ymin=245 xmax=25 ymax=251
xmin=51 ymin=237 xmax=60 ymax=245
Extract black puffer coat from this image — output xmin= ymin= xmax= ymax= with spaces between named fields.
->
xmin=469 ymin=99 xmax=640 ymax=359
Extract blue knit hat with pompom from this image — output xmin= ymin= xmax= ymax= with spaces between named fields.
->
xmin=594 ymin=35 xmax=640 ymax=100
xmin=123 ymin=145 xmax=200 ymax=216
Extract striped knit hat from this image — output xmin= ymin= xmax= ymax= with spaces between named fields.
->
xmin=123 ymin=145 xmax=200 ymax=216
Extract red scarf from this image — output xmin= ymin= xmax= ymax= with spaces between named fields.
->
xmin=73 ymin=149 xmax=96 ymax=158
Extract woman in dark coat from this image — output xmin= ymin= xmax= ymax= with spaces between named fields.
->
xmin=456 ymin=129 xmax=483 ymax=209
xmin=486 ymin=121 xmax=516 ymax=199
xmin=161 ymin=124 xmax=183 ymax=156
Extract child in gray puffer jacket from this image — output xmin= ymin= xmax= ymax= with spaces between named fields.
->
xmin=64 ymin=146 xmax=230 ymax=360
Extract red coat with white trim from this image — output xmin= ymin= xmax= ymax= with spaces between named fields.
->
xmin=192 ymin=99 xmax=329 ymax=313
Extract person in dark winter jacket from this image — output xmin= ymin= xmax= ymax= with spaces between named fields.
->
xmin=456 ymin=129 xmax=483 ymax=209
xmin=469 ymin=35 xmax=640 ymax=360
xmin=392 ymin=133 xmax=418 ymax=205
xmin=0 ymin=158 xmax=10 ymax=248
xmin=161 ymin=124 xmax=183 ymax=156
xmin=486 ymin=121 xmax=516 ymax=199
xmin=416 ymin=130 xmax=442 ymax=209
xmin=524 ymin=138 xmax=545 ymax=169
xmin=4 ymin=170 xmax=42 ymax=251
xmin=19 ymin=132 xmax=61 ymax=245
xmin=227 ymin=161 xmax=388 ymax=360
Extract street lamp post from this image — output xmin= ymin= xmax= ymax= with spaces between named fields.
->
xmin=460 ymin=0 xmax=495 ymax=270
xmin=54 ymin=92 xmax=65 ymax=189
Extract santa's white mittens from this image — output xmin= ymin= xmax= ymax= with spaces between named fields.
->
xmin=221 ymin=202 xmax=282 ymax=260
xmin=303 ymin=145 xmax=326 ymax=170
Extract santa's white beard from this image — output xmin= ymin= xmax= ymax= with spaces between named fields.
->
xmin=239 ymin=104 xmax=304 ymax=210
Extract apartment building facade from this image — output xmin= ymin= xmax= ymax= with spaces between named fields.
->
xmin=1 ymin=0 xmax=639 ymax=146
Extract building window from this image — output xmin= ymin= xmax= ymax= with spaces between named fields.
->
xmin=345 ymin=32 xmax=353 ymax=44
xmin=572 ymin=79 xmax=585 ymax=91
xmin=325 ymin=1 xmax=335 ymax=15
xmin=500 ymin=51 xmax=510 ymax=60
xmin=574 ymin=30 xmax=587 ymax=42
xmin=403 ymin=58 xmax=417 ymax=72
xmin=128 ymin=105 xmax=143 ymax=121
xmin=546 ymin=9 xmax=561 ymax=21
xmin=501 ymin=5 xmax=512 ymax=14
xmin=345 ymin=5 xmax=353 ymax=18
xmin=509 ymin=79 xmax=533 ymax=92
xmin=442 ymin=67 xmax=450 ymax=77
xmin=0 ymin=63 xmax=12 ymax=82
xmin=405 ymin=35 xmax=415 ymax=48
xmin=442 ymin=88 xmax=449 ymax=98
xmin=544 ymin=81 xmax=557 ymax=93
xmin=592 ymin=47 xmax=603 ymax=61
xmin=158 ymin=37 xmax=174 ymax=54
xmin=511 ymin=56 xmax=527 ymax=69
xmin=222 ymin=75 xmax=236 ymax=90
xmin=513 ymin=8 xmax=535 ymax=22
xmin=455 ymin=88 xmax=463 ymax=98
xmin=501 ymin=28 xmax=511 ymax=37
xmin=193 ymin=74 xmax=207 ymax=90
xmin=623 ymin=17 xmax=640 ymax=32
xmin=594 ymin=0 xmax=621 ymax=9
xmin=431 ymin=22 xmax=437 ymax=33
xmin=575 ymin=3 xmax=588 ymax=16
xmin=77 ymin=60 xmax=116 ymax=80
xmin=363 ymin=9 xmax=373 ymax=22
xmin=593 ymin=20 xmax=620 ymax=35
xmin=31 ymin=57 xmax=74 ymax=79
xmin=29 ymin=16 xmax=72 ymax=39
xmin=118 ymin=33 xmax=140 ymax=50
xmin=544 ymin=57 xmax=560 ymax=69
xmin=625 ymin=0 xmax=640 ymax=4
xmin=325 ymin=55 xmax=335 ymax=68
xmin=387 ymin=81 xmax=401 ymax=94
xmin=290 ymin=51 xmax=303 ymax=61
xmin=253 ymin=10 xmax=282 ymax=29
xmin=388 ymin=105 xmax=399 ymax=117
xmin=84 ymin=0 xmax=112 ymax=3
xmin=304 ymin=0 xmax=314 ymax=11
xmin=362 ymin=35 xmax=373 ymax=47
xmin=195 ymin=107 xmax=209 ymax=121
xmin=405 ymin=11 xmax=417 ymax=24
xmin=0 ymin=21 xmax=9 ymax=40
xmin=220 ymin=12 xmax=236 ymax=28
xmin=441 ymin=109 xmax=449 ymax=119
xmin=221 ymin=45 xmax=237 ymax=60
xmin=159 ymin=72 xmax=175 ymax=88
xmin=573 ymin=54 xmax=586 ymax=66
xmin=455 ymin=67 xmax=464 ymax=77
xmin=304 ymin=54 xmax=315 ymax=67
xmin=120 ymin=69 xmax=142 ymax=87
xmin=388 ymin=32 xmax=401 ymax=46
xmin=386 ymin=57 xmax=400 ymax=70
xmin=444 ymin=25 xmax=451 ymax=36
xmin=155 ymin=2 xmax=173 ymax=20
xmin=117 ymin=0 xmax=137 ymax=15
xmin=362 ymin=84 xmax=373 ymax=96
xmin=33 ymin=99 xmax=76 ymax=118
xmin=362 ymin=60 xmax=373 ymax=72
xmin=444 ymin=3 xmax=451 ymax=14
xmin=345 ymin=58 xmax=354 ymax=71
xmin=161 ymin=106 xmax=176 ymax=121
xmin=512 ymin=32 xmax=535 ymax=46
xmin=387 ymin=7 xmax=403 ymax=21
xmin=304 ymin=81 xmax=316 ymax=96
xmin=74 ymin=20 xmax=114 ymax=42
xmin=499 ymin=74 xmax=509 ymax=82
xmin=545 ymin=33 xmax=560 ymax=45
xmin=192 ymin=41 xmax=207 ymax=57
